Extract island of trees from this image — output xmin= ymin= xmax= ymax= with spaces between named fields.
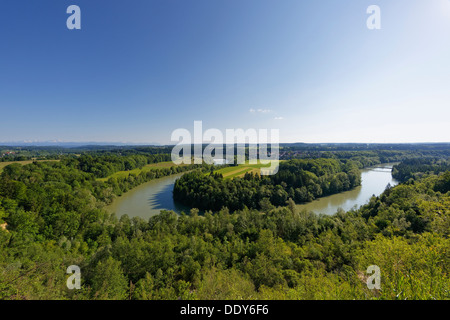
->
xmin=173 ymin=158 xmax=361 ymax=211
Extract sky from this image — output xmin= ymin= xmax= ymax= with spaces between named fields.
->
xmin=0 ymin=0 xmax=449 ymax=145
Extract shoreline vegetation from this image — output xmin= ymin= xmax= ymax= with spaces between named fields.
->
xmin=0 ymin=144 xmax=449 ymax=300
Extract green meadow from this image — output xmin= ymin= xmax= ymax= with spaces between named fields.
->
xmin=213 ymin=161 xmax=281 ymax=179
xmin=0 ymin=160 xmax=60 ymax=173
xmin=96 ymin=161 xmax=187 ymax=182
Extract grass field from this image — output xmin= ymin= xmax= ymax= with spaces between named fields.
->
xmin=0 ymin=159 xmax=60 ymax=173
xmin=213 ymin=161 xmax=280 ymax=179
xmin=96 ymin=161 xmax=186 ymax=182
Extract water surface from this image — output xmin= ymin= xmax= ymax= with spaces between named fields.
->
xmin=296 ymin=163 xmax=399 ymax=215
xmin=106 ymin=172 xmax=190 ymax=219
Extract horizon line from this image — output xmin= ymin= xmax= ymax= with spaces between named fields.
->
xmin=1 ymin=141 xmax=450 ymax=147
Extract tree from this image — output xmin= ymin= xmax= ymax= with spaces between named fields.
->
xmin=287 ymin=198 xmax=296 ymax=215
xmin=90 ymin=257 xmax=129 ymax=300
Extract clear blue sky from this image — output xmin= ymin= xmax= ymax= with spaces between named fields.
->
xmin=1 ymin=0 xmax=449 ymax=144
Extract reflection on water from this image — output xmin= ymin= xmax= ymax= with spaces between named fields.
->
xmin=147 ymin=180 xmax=191 ymax=214
xmin=296 ymin=163 xmax=399 ymax=215
xmin=106 ymin=172 xmax=191 ymax=219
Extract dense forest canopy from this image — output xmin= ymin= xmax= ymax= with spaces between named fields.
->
xmin=0 ymin=144 xmax=449 ymax=300
xmin=173 ymin=159 xmax=361 ymax=211
xmin=0 ymin=159 xmax=207 ymax=241
xmin=392 ymin=158 xmax=450 ymax=183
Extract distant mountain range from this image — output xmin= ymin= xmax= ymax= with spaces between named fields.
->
xmin=0 ymin=141 xmax=162 ymax=147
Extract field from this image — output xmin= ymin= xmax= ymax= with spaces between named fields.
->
xmin=213 ymin=161 xmax=281 ymax=179
xmin=96 ymin=160 xmax=281 ymax=181
xmin=0 ymin=159 xmax=60 ymax=173
xmin=96 ymin=161 xmax=186 ymax=182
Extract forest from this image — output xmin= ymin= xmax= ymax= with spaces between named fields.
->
xmin=0 ymin=145 xmax=449 ymax=300
xmin=392 ymin=158 xmax=450 ymax=183
xmin=173 ymin=158 xmax=361 ymax=211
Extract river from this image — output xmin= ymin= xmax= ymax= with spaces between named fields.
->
xmin=296 ymin=163 xmax=399 ymax=215
xmin=106 ymin=163 xmax=399 ymax=219
xmin=105 ymin=172 xmax=191 ymax=219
